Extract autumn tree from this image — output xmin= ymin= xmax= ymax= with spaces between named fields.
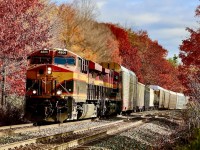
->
xmin=50 ymin=0 xmax=121 ymax=63
xmin=127 ymin=30 xmax=183 ymax=91
xmin=179 ymin=5 xmax=200 ymax=99
xmin=106 ymin=24 xmax=142 ymax=80
xmin=127 ymin=30 xmax=166 ymax=85
xmin=80 ymin=22 xmax=121 ymax=63
xmin=179 ymin=5 xmax=200 ymax=129
xmin=0 ymin=0 xmax=51 ymax=106
xmin=49 ymin=0 xmax=98 ymax=50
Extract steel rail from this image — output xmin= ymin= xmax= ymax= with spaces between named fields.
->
xmin=0 ymin=120 xmax=124 ymax=150
xmin=0 ymin=119 xmax=92 ymax=137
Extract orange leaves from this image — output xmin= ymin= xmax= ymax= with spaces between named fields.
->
xmin=105 ymin=23 xmax=182 ymax=92
xmin=106 ymin=24 xmax=141 ymax=76
xmin=127 ymin=29 xmax=183 ymax=92
xmin=51 ymin=4 xmax=121 ymax=63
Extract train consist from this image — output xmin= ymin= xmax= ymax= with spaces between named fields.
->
xmin=25 ymin=48 xmax=188 ymax=123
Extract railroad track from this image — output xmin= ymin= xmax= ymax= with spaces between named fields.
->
xmin=0 ymin=110 xmax=182 ymax=150
xmin=0 ymin=118 xmax=145 ymax=150
xmin=130 ymin=109 xmax=183 ymax=120
xmin=0 ymin=123 xmax=33 ymax=131
xmin=0 ymin=123 xmax=33 ymax=137
xmin=0 ymin=119 xmax=92 ymax=137
xmin=0 ymin=118 xmax=124 ymax=149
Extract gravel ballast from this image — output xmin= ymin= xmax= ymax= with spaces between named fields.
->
xmin=86 ymin=119 xmax=182 ymax=150
xmin=0 ymin=120 xmax=114 ymax=146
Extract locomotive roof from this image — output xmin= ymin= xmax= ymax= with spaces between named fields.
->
xmin=138 ymin=82 xmax=145 ymax=86
xmin=27 ymin=48 xmax=83 ymax=58
xmin=149 ymin=85 xmax=164 ymax=90
xmin=177 ymin=93 xmax=184 ymax=96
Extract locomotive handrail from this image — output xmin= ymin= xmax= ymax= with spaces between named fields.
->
xmin=25 ymin=82 xmax=37 ymax=94
xmin=58 ymin=82 xmax=70 ymax=94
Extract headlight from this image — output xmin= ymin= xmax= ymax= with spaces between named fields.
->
xmin=56 ymin=90 xmax=62 ymax=95
xmin=33 ymin=90 xmax=37 ymax=94
xmin=47 ymin=67 xmax=52 ymax=74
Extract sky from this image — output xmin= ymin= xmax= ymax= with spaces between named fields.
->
xmin=52 ymin=0 xmax=199 ymax=58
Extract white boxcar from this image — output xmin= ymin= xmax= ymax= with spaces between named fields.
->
xmin=149 ymin=88 xmax=155 ymax=108
xmin=137 ymin=82 xmax=145 ymax=110
xmin=176 ymin=93 xmax=187 ymax=109
xmin=121 ymin=66 xmax=138 ymax=111
xmin=169 ymin=91 xmax=177 ymax=109
xmin=149 ymin=85 xmax=165 ymax=109
xmin=129 ymin=71 xmax=137 ymax=111
xmin=163 ymin=90 xmax=170 ymax=109
xmin=121 ymin=66 xmax=131 ymax=111
xmin=144 ymin=87 xmax=155 ymax=110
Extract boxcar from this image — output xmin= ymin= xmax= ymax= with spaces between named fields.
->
xmin=149 ymin=85 xmax=165 ymax=109
xmin=169 ymin=91 xmax=177 ymax=109
xmin=129 ymin=71 xmax=137 ymax=111
xmin=144 ymin=86 xmax=155 ymax=110
xmin=121 ymin=66 xmax=131 ymax=111
xmin=163 ymin=90 xmax=170 ymax=109
xmin=137 ymin=82 xmax=145 ymax=111
xmin=120 ymin=67 xmax=137 ymax=112
xmin=176 ymin=93 xmax=187 ymax=109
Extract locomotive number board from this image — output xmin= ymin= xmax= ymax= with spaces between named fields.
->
xmin=57 ymin=50 xmax=67 ymax=55
xmin=40 ymin=50 xmax=49 ymax=54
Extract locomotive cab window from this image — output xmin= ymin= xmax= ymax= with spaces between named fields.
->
xmin=54 ymin=57 xmax=76 ymax=65
xmin=30 ymin=56 xmax=52 ymax=64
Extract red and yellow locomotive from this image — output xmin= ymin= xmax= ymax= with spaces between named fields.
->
xmin=25 ymin=48 xmax=122 ymax=123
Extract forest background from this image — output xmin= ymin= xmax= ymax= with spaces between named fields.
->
xmin=0 ymin=0 xmax=199 ymax=132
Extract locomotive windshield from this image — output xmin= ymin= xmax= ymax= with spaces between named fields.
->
xmin=30 ymin=56 xmax=52 ymax=64
xmin=54 ymin=57 xmax=76 ymax=65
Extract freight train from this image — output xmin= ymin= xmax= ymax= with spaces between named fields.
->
xmin=25 ymin=48 xmax=188 ymax=123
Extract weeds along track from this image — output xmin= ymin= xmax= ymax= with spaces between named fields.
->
xmin=0 ymin=119 xmax=145 ymax=150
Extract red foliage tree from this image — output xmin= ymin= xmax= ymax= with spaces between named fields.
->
xmin=179 ymin=5 xmax=200 ymax=100
xmin=0 ymin=0 xmax=51 ymax=101
xmin=106 ymin=24 xmax=142 ymax=81
xmin=128 ymin=30 xmax=183 ymax=91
